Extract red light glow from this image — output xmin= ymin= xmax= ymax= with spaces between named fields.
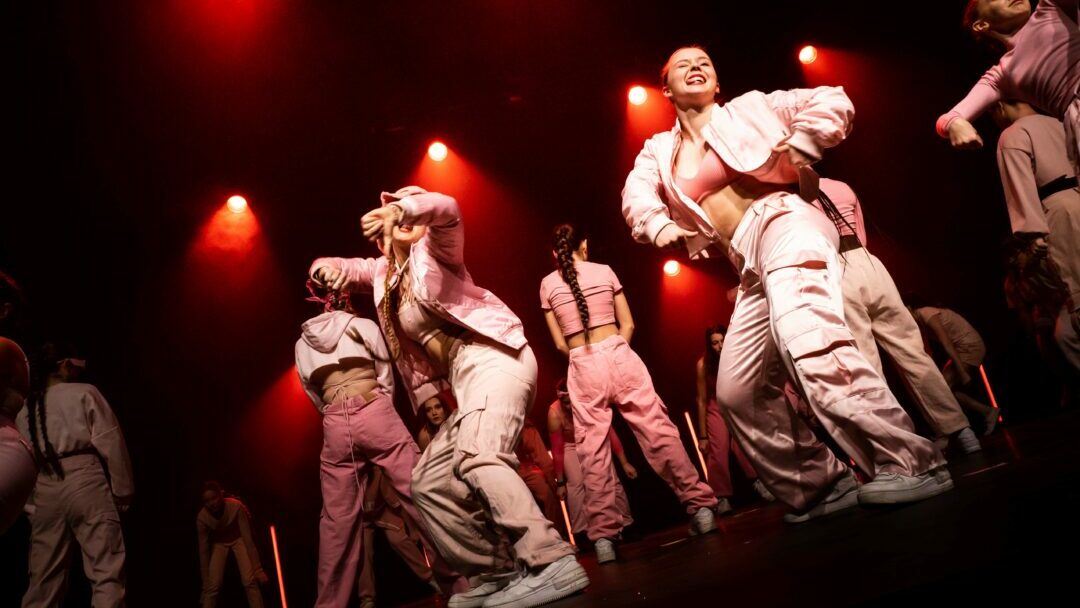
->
xmin=628 ymin=86 xmax=648 ymax=106
xmin=799 ymin=46 xmax=818 ymax=65
xmin=663 ymin=260 xmax=681 ymax=277
xmin=428 ymin=141 xmax=449 ymax=162
xmin=227 ymin=195 xmax=248 ymax=214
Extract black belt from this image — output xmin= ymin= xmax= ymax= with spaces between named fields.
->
xmin=1038 ymin=175 xmax=1078 ymax=201
xmin=57 ymin=447 xmax=96 ymax=460
xmin=838 ymin=234 xmax=863 ymax=253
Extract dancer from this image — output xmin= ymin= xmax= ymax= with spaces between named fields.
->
xmin=0 ymin=336 xmax=35 ymax=534
xmin=310 ymin=187 xmax=587 ymax=608
xmin=417 ymin=393 xmax=452 ymax=452
xmin=513 ymin=420 xmax=562 ymax=535
xmin=197 ymin=482 xmax=268 ymax=608
xmin=813 ymin=178 xmax=984 ymax=454
xmin=18 ymin=346 xmax=134 ymax=607
xmin=358 ymin=467 xmax=442 ymax=608
xmin=621 ymin=45 xmax=951 ymax=522
xmin=547 ymin=379 xmax=635 ymax=541
xmin=938 ymin=0 xmax=1080 ymax=174
xmin=540 ymin=223 xmax=717 ymax=563
xmin=295 ymin=283 xmax=461 ymax=606
xmin=990 ymin=99 xmax=1080 ymax=372
xmin=909 ymin=304 xmax=999 ymax=434
xmin=696 ymin=324 xmax=775 ymax=512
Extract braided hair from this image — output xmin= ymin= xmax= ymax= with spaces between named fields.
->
xmin=551 ymin=224 xmax=590 ymax=338
xmin=26 ymin=344 xmax=65 ymax=478
xmin=380 ymin=248 xmax=404 ymax=360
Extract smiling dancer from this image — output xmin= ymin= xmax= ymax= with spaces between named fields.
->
xmin=621 ymin=45 xmax=951 ymax=522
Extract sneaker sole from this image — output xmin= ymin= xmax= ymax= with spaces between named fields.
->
xmin=482 ymin=564 xmax=590 ymax=608
xmin=783 ymin=487 xmax=859 ymax=524
xmin=858 ymin=477 xmax=955 ymax=505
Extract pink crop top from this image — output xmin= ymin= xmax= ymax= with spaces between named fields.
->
xmin=674 ymin=146 xmax=737 ymax=202
xmin=539 ymin=261 xmax=623 ymax=336
xmin=398 ymin=301 xmax=445 ymax=346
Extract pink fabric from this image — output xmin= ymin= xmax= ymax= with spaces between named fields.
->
xmin=316 ymin=393 xmax=429 ymax=608
xmin=410 ymin=342 xmax=573 ymax=575
xmin=549 ymin=402 xmax=622 ymax=479
xmin=546 ymin=402 xmax=632 ymax=533
xmin=309 ymin=192 xmax=524 ymax=411
xmin=561 ymin=442 xmax=632 ymax=534
xmin=703 ymin=400 xmax=758 ymax=498
xmin=998 ymin=114 xmax=1076 ymax=234
xmin=295 ymin=311 xmax=395 ymax=412
xmin=718 ymin=193 xmax=945 ymax=509
xmin=621 ymin=87 xmax=854 ymax=258
xmin=539 ymin=262 xmax=623 ymax=336
xmin=0 ymin=414 xmax=36 ymax=534
xmin=815 ymin=178 xmax=868 ymax=245
xmin=937 ymin=0 xmax=1080 ymax=136
xmin=674 ymin=147 xmax=738 ymax=202
xmin=568 ymin=335 xmax=715 ymax=541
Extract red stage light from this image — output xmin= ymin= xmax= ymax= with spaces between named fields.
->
xmin=226 ymin=195 xmax=248 ymax=214
xmin=663 ymin=260 xmax=681 ymax=277
xmin=428 ymin=141 xmax=449 ymax=162
xmin=628 ymin=86 xmax=648 ymax=106
xmin=799 ymin=46 xmax=818 ymax=65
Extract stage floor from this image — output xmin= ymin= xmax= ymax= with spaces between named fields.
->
xmin=408 ymin=407 xmax=1080 ymax=606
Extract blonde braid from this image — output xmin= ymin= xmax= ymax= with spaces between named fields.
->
xmin=380 ymin=249 xmax=403 ymax=360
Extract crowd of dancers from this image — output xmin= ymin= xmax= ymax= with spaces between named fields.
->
xmin=1 ymin=1 xmax=1078 ymax=606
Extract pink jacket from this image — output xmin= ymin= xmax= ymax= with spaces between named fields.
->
xmin=309 ymin=192 xmax=527 ymax=411
xmin=621 ymin=87 xmax=854 ymax=258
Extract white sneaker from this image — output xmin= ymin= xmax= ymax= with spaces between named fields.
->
xmin=858 ymin=467 xmax=954 ymax=505
xmin=449 ymin=578 xmax=515 ymax=608
xmin=594 ymin=538 xmax=616 ymax=564
xmin=752 ymin=479 xmax=776 ymax=502
xmin=715 ymin=497 xmax=734 ymax=516
xmin=953 ymin=427 xmax=982 ymax=454
xmin=783 ymin=470 xmax=859 ymax=524
xmin=687 ymin=506 xmax=717 ymax=536
xmin=481 ymin=555 xmax=588 ymax=608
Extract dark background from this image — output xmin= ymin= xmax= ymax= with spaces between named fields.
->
xmin=2 ymin=1 xmax=1063 ymax=605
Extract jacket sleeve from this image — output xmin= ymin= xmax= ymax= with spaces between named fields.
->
xmin=394 ymin=192 xmax=465 ymax=267
xmin=936 ymin=66 xmax=1003 ymax=137
xmin=621 ymin=139 xmax=677 ymax=245
xmin=308 ymin=256 xmax=381 ymax=293
xmin=85 ymin=386 xmax=135 ymax=499
xmin=764 ymin=86 xmax=855 ymax=161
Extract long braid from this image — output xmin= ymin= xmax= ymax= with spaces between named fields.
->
xmin=27 ymin=351 xmax=63 ymax=477
xmin=552 ymin=224 xmax=590 ymax=337
xmin=380 ymin=249 xmax=403 ymax=360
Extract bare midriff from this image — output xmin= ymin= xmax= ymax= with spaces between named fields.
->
xmin=314 ymin=359 xmax=379 ymax=404
xmin=697 ymin=175 xmax=789 ymax=241
xmin=565 ymin=322 xmax=620 ymax=350
xmin=417 ymin=327 xmax=469 ymax=372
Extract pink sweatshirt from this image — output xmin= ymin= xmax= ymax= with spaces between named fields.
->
xmin=539 ymin=262 xmax=624 ymax=336
xmin=937 ymin=0 xmax=1080 ymax=136
xmin=622 ymin=87 xmax=854 ymax=259
xmin=310 ymin=192 xmax=526 ymax=411
xmin=295 ymin=311 xmax=395 ymax=413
